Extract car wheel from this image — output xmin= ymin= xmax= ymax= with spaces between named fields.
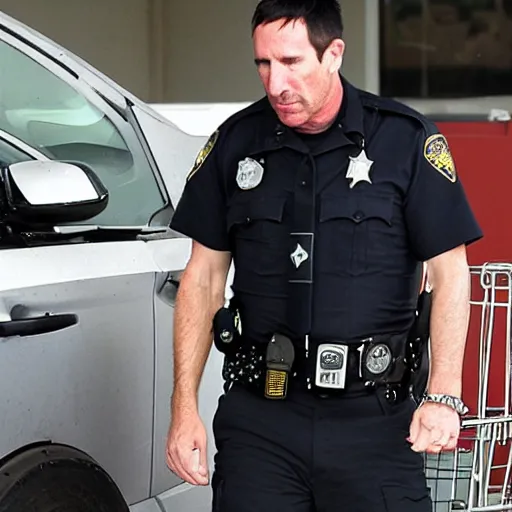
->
xmin=0 ymin=443 xmax=129 ymax=512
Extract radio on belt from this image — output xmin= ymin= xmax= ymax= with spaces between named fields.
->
xmin=265 ymin=334 xmax=295 ymax=399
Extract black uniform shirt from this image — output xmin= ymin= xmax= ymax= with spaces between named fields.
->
xmin=171 ymin=77 xmax=483 ymax=345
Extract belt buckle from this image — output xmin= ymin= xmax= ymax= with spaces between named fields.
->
xmin=314 ymin=343 xmax=348 ymax=390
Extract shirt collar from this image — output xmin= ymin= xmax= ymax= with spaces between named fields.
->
xmin=248 ymin=74 xmax=366 ymax=157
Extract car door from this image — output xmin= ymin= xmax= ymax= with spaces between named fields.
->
xmin=0 ymin=13 xmax=212 ymax=509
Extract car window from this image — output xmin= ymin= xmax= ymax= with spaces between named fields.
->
xmin=0 ymin=38 xmax=166 ymax=226
xmin=0 ymin=136 xmax=33 ymax=167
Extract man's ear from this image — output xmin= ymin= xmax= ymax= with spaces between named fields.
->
xmin=323 ymin=38 xmax=345 ymax=72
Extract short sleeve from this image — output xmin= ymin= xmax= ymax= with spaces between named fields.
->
xmin=170 ymin=129 xmax=230 ymax=251
xmin=404 ymin=128 xmax=483 ymax=261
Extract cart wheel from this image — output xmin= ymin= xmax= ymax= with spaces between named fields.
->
xmin=0 ymin=444 xmax=129 ymax=512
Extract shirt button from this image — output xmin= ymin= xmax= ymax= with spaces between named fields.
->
xmin=301 ymin=181 xmax=307 ymax=186
xmin=353 ymin=211 xmax=364 ymax=221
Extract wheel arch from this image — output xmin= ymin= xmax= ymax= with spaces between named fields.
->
xmin=0 ymin=441 xmax=129 ymax=508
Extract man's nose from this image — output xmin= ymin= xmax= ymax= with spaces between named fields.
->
xmin=268 ymin=64 xmax=288 ymax=98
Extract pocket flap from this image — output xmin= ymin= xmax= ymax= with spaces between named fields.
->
xmin=320 ymin=194 xmax=393 ymax=225
xmin=227 ymin=194 xmax=286 ymax=230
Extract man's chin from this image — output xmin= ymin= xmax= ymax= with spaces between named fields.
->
xmin=275 ymin=109 xmax=306 ymax=129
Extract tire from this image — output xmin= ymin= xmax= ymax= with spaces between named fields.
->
xmin=0 ymin=443 xmax=129 ymax=512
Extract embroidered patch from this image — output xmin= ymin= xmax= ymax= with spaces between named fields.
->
xmin=186 ymin=130 xmax=219 ymax=181
xmin=424 ymin=134 xmax=456 ymax=182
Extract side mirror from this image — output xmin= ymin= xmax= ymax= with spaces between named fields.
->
xmin=1 ymin=160 xmax=108 ymax=225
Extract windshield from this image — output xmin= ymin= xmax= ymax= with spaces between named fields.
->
xmin=0 ymin=38 xmax=166 ymax=226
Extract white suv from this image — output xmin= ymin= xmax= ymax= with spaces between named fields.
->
xmin=0 ymin=10 xmax=224 ymax=512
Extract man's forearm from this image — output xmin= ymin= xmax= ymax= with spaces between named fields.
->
xmin=171 ymin=268 xmax=225 ymax=415
xmin=427 ymin=265 xmax=471 ymax=398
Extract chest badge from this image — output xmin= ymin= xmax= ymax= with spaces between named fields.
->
xmin=236 ymin=157 xmax=264 ymax=190
xmin=290 ymin=243 xmax=309 ymax=268
xmin=346 ymin=148 xmax=374 ymax=189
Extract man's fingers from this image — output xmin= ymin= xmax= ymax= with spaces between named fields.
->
xmin=410 ymin=423 xmax=431 ymax=452
xmin=434 ymin=429 xmax=452 ymax=448
xmin=180 ymin=448 xmax=209 ymax=485
xmin=426 ymin=441 xmax=443 ymax=454
xmin=165 ymin=418 xmax=209 ymax=486
xmin=166 ymin=450 xmax=176 ymax=473
xmin=167 ymin=444 xmax=199 ymax=485
xmin=409 ymin=404 xmax=461 ymax=454
xmin=198 ymin=443 xmax=210 ymax=478
xmin=430 ymin=427 xmax=445 ymax=445
xmin=425 ymin=425 xmax=449 ymax=453
xmin=190 ymin=448 xmax=200 ymax=473
xmin=190 ymin=448 xmax=209 ymax=480
xmin=408 ymin=412 xmax=421 ymax=444
xmin=444 ymin=434 xmax=459 ymax=452
xmin=426 ymin=425 xmax=459 ymax=453
xmin=168 ymin=447 xmax=190 ymax=483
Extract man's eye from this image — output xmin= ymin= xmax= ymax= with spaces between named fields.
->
xmin=255 ymin=59 xmax=270 ymax=68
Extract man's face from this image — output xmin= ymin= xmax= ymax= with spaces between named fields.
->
xmin=253 ymin=18 xmax=343 ymax=130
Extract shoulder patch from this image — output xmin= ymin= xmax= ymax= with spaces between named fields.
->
xmin=186 ymin=130 xmax=219 ymax=181
xmin=423 ymin=134 xmax=456 ymax=182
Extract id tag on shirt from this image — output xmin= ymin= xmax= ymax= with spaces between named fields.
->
xmin=315 ymin=344 xmax=348 ymax=389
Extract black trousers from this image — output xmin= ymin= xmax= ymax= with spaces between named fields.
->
xmin=211 ymin=382 xmax=432 ymax=512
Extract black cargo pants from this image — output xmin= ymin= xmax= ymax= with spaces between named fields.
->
xmin=211 ymin=382 xmax=432 ymax=512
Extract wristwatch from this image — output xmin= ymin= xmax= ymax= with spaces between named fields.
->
xmin=420 ymin=393 xmax=469 ymax=416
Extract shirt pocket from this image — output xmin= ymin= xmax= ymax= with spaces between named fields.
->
xmin=227 ymin=194 xmax=289 ymax=277
xmin=319 ymin=193 xmax=394 ymax=276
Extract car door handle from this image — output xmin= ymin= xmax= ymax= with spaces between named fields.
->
xmin=157 ymin=273 xmax=181 ymax=306
xmin=0 ymin=309 xmax=78 ymax=338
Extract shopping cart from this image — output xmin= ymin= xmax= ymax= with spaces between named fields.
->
xmin=425 ymin=263 xmax=512 ymax=511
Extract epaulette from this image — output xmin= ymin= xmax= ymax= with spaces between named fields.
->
xmin=359 ymin=90 xmax=434 ymax=135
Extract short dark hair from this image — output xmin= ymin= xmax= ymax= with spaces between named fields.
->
xmin=251 ymin=0 xmax=344 ymax=60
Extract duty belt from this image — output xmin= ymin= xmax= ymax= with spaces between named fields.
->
xmin=220 ymin=332 xmax=412 ymax=400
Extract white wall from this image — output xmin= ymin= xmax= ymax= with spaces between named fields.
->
xmin=163 ymin=0 xmax=376 ymax=102
xmin=0 ymin=0 xmax=377 ymax=103
xmin=164 ymin=0 xmax=263 ymax=102
xmin=0 ymin=0 xmax=153 ymax=101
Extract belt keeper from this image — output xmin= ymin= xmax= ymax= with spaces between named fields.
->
xmin=264 ymin=334 xmax=295 ymax=399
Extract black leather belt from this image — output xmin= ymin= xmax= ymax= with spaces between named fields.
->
xmin=221 ymin=332 xmax=411 ymax=400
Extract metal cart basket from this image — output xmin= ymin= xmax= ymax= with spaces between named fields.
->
xmin=426 ymin=263 xmax=512 ymax=511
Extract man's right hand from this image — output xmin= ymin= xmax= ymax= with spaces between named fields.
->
xmin=166 ymin=411 xmax=209 ymax=486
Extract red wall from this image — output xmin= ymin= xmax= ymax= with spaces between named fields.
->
xmin=437 ymin=120 xmax=511 ymax=414
xmin=437 ymin=120 xmax=511 ymax=480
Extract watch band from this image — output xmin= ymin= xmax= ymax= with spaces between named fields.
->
xmin=420 ymin=393 xmax=469 ymax=416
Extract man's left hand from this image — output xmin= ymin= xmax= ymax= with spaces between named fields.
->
xmin=407 ymin=401 xmax=461 ymax=453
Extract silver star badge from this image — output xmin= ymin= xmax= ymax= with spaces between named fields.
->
xmin=346 ymin=149 xmax=374 ymax=189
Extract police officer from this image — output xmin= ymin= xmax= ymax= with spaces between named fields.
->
xmin=165 ymin=1 xmax=483 ymax=510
